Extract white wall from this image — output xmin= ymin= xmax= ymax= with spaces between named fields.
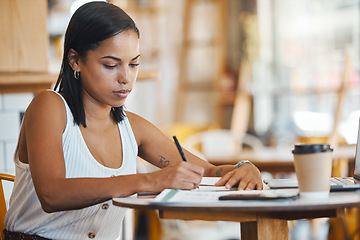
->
xmin=0 ymin=93 xmax=33 ymax=175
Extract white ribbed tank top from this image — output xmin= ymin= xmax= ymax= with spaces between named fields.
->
xmin=5 ymin=91 xmax=138 ymax=240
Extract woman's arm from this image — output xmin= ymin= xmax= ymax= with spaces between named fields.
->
xmin=23 ymin=92 xmax=204 ymax=213
xmin=126 ymin=112 xmax=263 ymax=191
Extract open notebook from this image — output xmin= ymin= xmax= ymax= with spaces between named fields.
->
xmin=264 ymin=119 xmax=360 ymax=192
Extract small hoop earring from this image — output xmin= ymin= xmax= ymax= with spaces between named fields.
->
xmin=74 ymin=71 xmax=80 ymax=79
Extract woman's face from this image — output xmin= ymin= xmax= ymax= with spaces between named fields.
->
xmin=77 ymin=30 xmax=140 ymax=108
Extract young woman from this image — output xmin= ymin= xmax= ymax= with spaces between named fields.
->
xmin=4 ymin=2 xmax=262 ymax=239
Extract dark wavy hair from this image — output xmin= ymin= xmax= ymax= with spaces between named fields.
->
xmin=54 ymin=1 xmax=140 ymax=127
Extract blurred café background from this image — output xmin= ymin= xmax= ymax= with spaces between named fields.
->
xmin=1 ymin=0 xmax=360 ymax=239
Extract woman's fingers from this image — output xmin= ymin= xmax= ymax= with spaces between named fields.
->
xmin=215 ymin=163 xmax=263 ymax=190
xmin=152 ymin=162 xmax=204 ymax=191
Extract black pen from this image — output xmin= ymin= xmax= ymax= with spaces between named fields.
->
xmin=173 ymin=136 xmax=188 ymax=162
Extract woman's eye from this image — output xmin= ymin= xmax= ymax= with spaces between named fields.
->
xmin=130 ymin=63 xmax=139 ymax=68
xmin=104 ymin=64 xmax=118 ymax=69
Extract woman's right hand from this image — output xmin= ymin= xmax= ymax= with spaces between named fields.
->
xmin=146 ymin=161 xmax=204 ymax=192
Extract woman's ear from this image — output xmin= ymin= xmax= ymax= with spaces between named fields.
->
xmin=68 ymin=49 xmax=80 ymax=71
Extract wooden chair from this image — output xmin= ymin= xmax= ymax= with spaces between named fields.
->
xmin=0 ymin=173 xmax=15 ymax=240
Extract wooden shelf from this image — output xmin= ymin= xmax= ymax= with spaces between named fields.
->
xmin=0 ymin=72 xmax=57 ymax=94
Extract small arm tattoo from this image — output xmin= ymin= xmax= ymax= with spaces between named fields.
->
xmin=216 ymin=167 xmax=223 ymax=177
xmin=159 ymin=155 xmax=170 ymax=167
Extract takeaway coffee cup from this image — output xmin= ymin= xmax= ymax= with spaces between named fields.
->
xmin=292 ymin=144 xmax=333 ymax=199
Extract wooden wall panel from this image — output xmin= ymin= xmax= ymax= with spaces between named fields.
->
xmin=0 ymin=0 xmax=48 ymax=72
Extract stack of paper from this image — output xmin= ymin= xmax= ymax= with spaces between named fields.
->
xmin=150 ymin=177 xmax=299 ymax=204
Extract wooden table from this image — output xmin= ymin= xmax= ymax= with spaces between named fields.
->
xmin=208 ymin=145 xmax=356 ymax=175
xmin=113 ymin=191 xmax=360 ymax=240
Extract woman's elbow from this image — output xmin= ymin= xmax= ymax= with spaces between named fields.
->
xmin=36 ymin=190 xmax=63 ymax=213
xmin=39 ymin=196 xmax=60 ymax=213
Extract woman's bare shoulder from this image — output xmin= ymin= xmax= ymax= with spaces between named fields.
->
xmin=28 ymin=90 xmax=63 ymax=105
xmin=24 ymin=90 xmax=67 ymax=131
xmin=124 ymin=111 xmax=154 ymax=128
xmin=32 ymin=90 xmax=63 ymax=103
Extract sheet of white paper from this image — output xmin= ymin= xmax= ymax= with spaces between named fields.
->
xmin=196 ymin=186 xmax=229 ymax=191
xmin=152 ymin=189 xmax=230 ymax=203
xmin=263 ymin=179 xmax=298 ymax=188
xmin=151 ymin=189 xmax=299 ymax=203
xmin=200 ymin=177 xmax=221 ymax=186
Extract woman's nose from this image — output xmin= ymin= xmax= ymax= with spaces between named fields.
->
xmin=117 ymin=65 xmax=129 ymax=84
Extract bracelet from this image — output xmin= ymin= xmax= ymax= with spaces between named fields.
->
xmin=234 ymin=160 xmax=255 ymax=168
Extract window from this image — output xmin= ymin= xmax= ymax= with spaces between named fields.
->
xmin=253 ymin=0 xmax=360 ymax=145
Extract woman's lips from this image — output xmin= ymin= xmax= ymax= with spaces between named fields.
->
xmin=113 ymin=89 xmax=131 ymax=99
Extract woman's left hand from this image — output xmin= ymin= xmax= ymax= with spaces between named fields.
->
xmin=214 ymin=163 xmax=263 ymax=190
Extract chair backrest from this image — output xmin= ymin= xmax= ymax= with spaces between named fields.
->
xmin=0 ymin=173 xmax=15 ymax=240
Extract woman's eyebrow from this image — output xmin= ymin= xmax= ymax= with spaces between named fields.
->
xmin=100 ymin=54 xmax=140 ymax=61
xmin=132 ymin=54 xmax=140 ymax=61
xmin=101 ymin=56 xmax=121 ymax=61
